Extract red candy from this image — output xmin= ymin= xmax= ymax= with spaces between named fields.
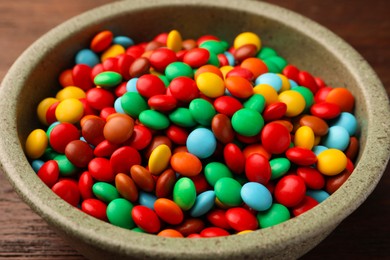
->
xmin=310 ymin=102 xmax=341 ymax=119
xmin=285 ymin=147 xmax=317 ymax=166
xmin=225 ymin=207 xmax=258 ymax=232
xmin=78 ymin=171 xmax=94 ymax=200
xmin=223 ymin=143 xmax=245 ymax=174
xmin=110 ymin=146 xmax=141 ymax=174
xmin=148 ymin=94 xmax=177 ymax=111
xmin=274 ymin=175 xmax=306 ymax=207
xmin=37 ymin=160 xmax=59 ymax=188
xmin=292 ymin=196 xmax=319 ymax=217
xmin=86 ymin=87 xmax=115 ymax=110
xmin=49 ymin=122 xmax=80 ymax=153
xmin=200 ymin=227 xmax=230 ymax=238
xmin=168 ymin=76 xmax=199 ymax=103
xmin=296 ymin=167 xmax=325 ymax=190
xmin=213 ymin=96 xmax=243 ymax=117
xmin=81 ymin=198 xmax=108 ymax=221
xmin=88 ymin=157 xmax=115 ymax=182
xmin=260 ymin=122 xmax=291 ymax=154
xmin=245 ymin=153 xmax=271 ymax=184
xmin=149 ymin=48 xmax=177 ymax=71
xmin=72 ymin=64 xmax=93 ymax=91
xmin=136 ymin=74 xmax=166 ymax=98
xmin=183 ymin=48 xmax=210 ymax=68
xmin=131 ymin=205 xmax=161 ymax=233
xmin=52 ymin=179 xmax=80 ymax=207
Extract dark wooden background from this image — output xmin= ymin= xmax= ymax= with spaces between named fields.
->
xmin=0 ymin=0 xmax=389 ymax=259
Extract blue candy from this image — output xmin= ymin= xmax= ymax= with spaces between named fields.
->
xmin=138 ymin=191 xmax=157 ymax=210
xmin=31 ymin=159 xmax=45 ymax=173
xmin=126 ymin=78 xmax=138 ymax=92
xmin=190 ymin=190 xmax=216 ymax=217
xmin=255 ymin=72 xmax=283 ymax=92
xmin=306 ymin=190 xmax=330 ymax=203
xmin=114 ymin=97 xmax=125 ymax=114
xmin=113 ymin=36 xmax=134 ymax=48
xmin=312 ymin=145 xmax=328 ymax=156
xmin=75 ymin=49 xmax=100 ymax=67
xmin=186 ymin=128 xmax=216 ymax=159
xmin=241 ymin=182 xmax=272 ymax=211
xmin=331 ymin=112 xmax=357 ymax=136
xmin=322 ymin=126 xmax=350 ymax=150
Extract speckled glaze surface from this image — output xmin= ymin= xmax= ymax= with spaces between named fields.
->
xmin=0 ymin=0 xmax=389 ymax=259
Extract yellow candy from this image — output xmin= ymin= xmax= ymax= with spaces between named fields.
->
xmin=278 ymin=90 xmax=305 ymax=117
xmin=196 ymin=72 xmax=225 ymax=98
xmin=219 ymin=65 xmax=234 ymax=79
xmin=237 ymin=230 xmax=253 ymax=235
xmin=294 ymin=126 xmax=315 ymax=150
xmin=148 ymin=144 xmax=172 ymax=175
xmin=37 ymin=97 xmax=59 ymax=125
xmin=55 ymin=98 xmax=84 ymax=124
xmin=277 ymin=73 xmax=291 ymax=92
xmin=234 ymin=32 xmax=261 ymax=51
xmin=317 ymin=149 xmax=347 ymax=176
xmin=101 ymin=44 xmax=125 ymax=61
xmin=56 ymin=86 xmax=86 ymax=100
xmin=314 ymin=135 xmax=321 ymax=146
xmin=25 ymin=129 xmax=48 ymax=159
xmin=166 ymin=30 xmax=182 ymax=52
xmin=253 ymin=84 xmax=278 ymax=106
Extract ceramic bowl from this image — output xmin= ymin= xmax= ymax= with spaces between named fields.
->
xmin=1 ymin=0 xmax=389 ymax=259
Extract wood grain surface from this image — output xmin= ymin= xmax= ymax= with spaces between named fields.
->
xmin=0 ymin=0 xmax=389 ymax=259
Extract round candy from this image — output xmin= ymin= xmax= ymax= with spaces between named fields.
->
xmin=186 ymin=128 xmax=217 ymax=159
xmin=88 ymin=157 xmax=115 ymax=182
xmin=130 ymin=165 xmax=155 ymax=192
xmin=224 ymin=76 xmax=253 ymax=99
xmin=331 ymin=112 xmax=357 ymax=136
xmin=189 ymin=98 xmax=216 ymax=126
xmin=214 ymin=177 xmax=242 ymax=207
xmin=173 ymin=177 xmax=197 ymax=211
xmin=225 ymin=207 xmax=258 ymax=232
xmin=103 ymin=114 xmax=134 ymax=144
xmin=121 ymin=92 xmax=148 ymax=117
xmin=25 ymin=129 xmax=48 ymax=159
xmin=274 ymin=175 xmax=306 ymax=207
xmin=37 ymin=160 xmax=59 ymax=188
xmin=234 ymin=32 xmax=261 ymax=51
xmin=169 ymin=76 xmax=199 ymax=103
xmin=107 ymin=198 xmax=135 ymax=229
xmin=139 ymin=110 xmax=170 ymax=130
xmin=55 ymin=98 xmax=84 ymax=124
xmin=278 ymin=90 xmax=305 ymax=117
xmin=231 ymin=108 xmax=264 ymax=137
xmin=255 ymin=73 xmax=283 ymax=92
xmin=294 ymin=126 xmax=315 ymax=150
xmin=49 ymin=123 xmax=80 ymax=153
xmin=196 ymin=72 xmax=225 ymax=98
xmin=257 ymin=203 xmax=290 ymax=228
xmin=148 ymin=144 xmax=172 ymax=175
xmin=241 ymin=182 xmax=272 ymax=211
xmin=245 ymin=153 xmax=271 ymax=184
xmin=261 ymin=122 xmax=291 ymax=154
xmin=204 ymin=162 xmax=233 ymax=187
xmin=110 ymin=146 xmax=141 ymax=174
xmin=154 ymin=198 xmax=184 ymax=225
xmin=94 ymin=71 xmax=122 ymax=88
xmin=92 ymin=182 xmax=120 ymax=203
xmin=52 ymin=179 xmax=80 ymax=207
xmin=115 ymin=173 xmax=138 ymax=202
xmin=321 ymin=126 xmax=350 ymax=151
xmin=317 ymin=149 xmax=347 ymax=176
xmin=81 ymin=198 xmax=108 ymax=221
xmin=190 ymin=190 xmax=216 ymax=217
xmin=166 ymin=29 xmax=182 ymax=52
xmin=65 ymin=140 xmax=94 ymax=168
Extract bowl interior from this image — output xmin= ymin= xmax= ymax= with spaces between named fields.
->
xmin=1 ymin=0 xmax=389 ymax=259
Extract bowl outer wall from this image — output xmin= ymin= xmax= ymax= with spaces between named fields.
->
xmin=0 ymin=0 xmax=389 ymax=259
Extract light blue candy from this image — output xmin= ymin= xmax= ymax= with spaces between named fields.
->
xmin=289 ymin=79 xmax=298 ymax=88
xmin=255 ymin=73 xmax=283 ymax=92
xmin=224 ymin=51 xmax=235 ymax=66
xmin=75 ymin=49 xmax=100 ymax=67
xmin=312 ymin=145 xmax=328 ymax=156
xmin=321 ymin=126 xmax=350 ymax=150
xmin=186 ymin=128 xmax=217 ymax=159
xmin=306 ymin=190 xmax=329 ymax=203
xmin=190 ymin=190 xmax=216 ymax=217
xmin=31 ymin=159 xmax=45 ymax=173
xmin=113 ymin=36 xmax=134 ymax=48
xmin=126 ymin=78 xmax=138 ymax=92
xmin=241 ymin=182 xmax=273 ymax=211
xmin=331 ymin=112 xmax=357 ymax=136
xmin=138 ymin=191 xmax=157 ymax=210
xmin=114 ymin=97 xmax=125 ymax=114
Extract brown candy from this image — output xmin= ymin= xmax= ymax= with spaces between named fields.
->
xmin=155 ymin=168 xmax=176 ymax=198
xmin=211 ymin=114 xmax=234 ymax=144
xmin=115 ymin=173 xmax=139 ymax=202
xmin=299 ymin=115 xmax=329 ymax=136
xmin=129 ymin=57 xmax=150 ymax=78
xmin=65 ymin=140 xmax=94 ymax=168
xmin=81 ymin=117 xmax=106 ymax=146
xmin=130 ymin=165 xmax=155 ymax=192
xmin=173 ymin=218 xmax=205 ymax=237
xmin=233 ymin=44 xmax=257 ymax=63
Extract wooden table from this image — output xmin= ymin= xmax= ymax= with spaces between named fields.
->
xmin=0 ymin=0 xmax=389 ymax=258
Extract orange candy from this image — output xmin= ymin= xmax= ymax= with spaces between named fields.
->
xmin=240 ymin=57 xmax=268 ymax=78
xmin=242 ymin=144 xmax=271 ymax=160
xmin=90 ymin=30 xmax=113 ymax=53
xmin=59 ymin=69 xmax=74 ymax=87
xmin=325 ymin=87 xmax=355 ymax=113
xmin=170 ymin=152 xmax=202 ymax=176
xmin=154 ymin=198 xmax=184 ymax=225
xmin=157 ymin=229 xmax=184 ymax=237
xmin=224 ymin=76 xmax=253 ymax=99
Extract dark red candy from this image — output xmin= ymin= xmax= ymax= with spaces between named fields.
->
xmin=52 ymin=179 xmax=80 ymax=207
xmin=110 ymin=146 xmax=141 ymax=174
xmin=274 ymin=175 xmax=306 ymax=207
xmin=285 ymin=147 xmax=317 ymax=166
xmin=136 ymin=74 xmax=166 ymax=98
xmin=81 ymin=117 xmax=106 ymax=146
xmin=189 ymin=174 xmax=210 ymax=194
xmin=292 ymin=196 xmax=319 ymax=217
xmin=37 ymin=160 xmax=59 ymax=188
xmin=211 ymin=114 xmax=235 ymax=144
xmin=245 ymin=153 xmax=271 ymax=184
xmin=148 ymin=94 xmax=177 ymax=111
xmin=155 ymin=168 xmax=176 ymax=198
xmin=174 ymin=218 xmax=205 ymax=237
xmin=129 ymin=57 xmax=150 ymax=78
xmin=233 ymin=44 xmax=257 ymax=63
xmin=310 ymin=101 xmax=341 ymax=120
xmin=65 ymin=140 xmax=94 ymax=168
xmin=81 ymin=198 xmax=108 ymax=221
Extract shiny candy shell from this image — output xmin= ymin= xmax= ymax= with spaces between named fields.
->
xmin=225 ymin=207 xmax=259 ymax=232
xmin=261 ymin=122 xmax=291 ymax=154
xmin=241 ymin=182 xmax=272 ymax=211
xmin=148 ymin=144 xmax=172 ymax=175
xmin=186 ymin=128 xmax=217 ymax=159
xmin=173 ymin=177 xmax=197 ymax=211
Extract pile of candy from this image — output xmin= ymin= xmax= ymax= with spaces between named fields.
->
xmin=25 ymin=30 xmax=359 ymax=238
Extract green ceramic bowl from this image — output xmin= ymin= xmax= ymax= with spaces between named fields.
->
xmin=1 ymin=0 xmax=389 ymax=259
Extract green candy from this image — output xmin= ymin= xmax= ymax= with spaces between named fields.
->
xmin=257 ymin=46 xmax=278 ymax=60
xmin=46 ymin=122 xmax=59 ymax=139
xmin=214 ymin=177 xmax=242 ymax=207
xmin=132 ymin=227 xmax=146 ymax=233
xmin=264 ymin=56 xmax=288 ymax=71
xmin=257 ymin=203 xmax=290 ymax=228
xmin=121 ymin=92 xmax=148 ymax=118
xmin=189 ymin=98 xmax=216 ymax=126
xmin=94 ymin=71 xmax=122 ymax=88
xmin=199 ymin=40 xmax=226 ymax=54
xmin=42 ymin=147 xmax=59 ymax=160
xmin=243 ymin=94 xmax=266 ymax=113
xmin=139 ymin=109 xmax=170 ymax=130
xmin=270 ymin=157 xmax=291 ymax=180
xmin=54 ymin=154 xmax=77 ymax=176
xmin=292 ymin=86 xmax=314 ymax=110
xmin=207 ymin=52 xmax=220 ymax=67
xmin=165 ymin=62 xmax=193 ymax=81
xmin=173 ymin=177 xmax=196 ymax=211
xmin=169 ymin=107 xmax=197 ymax=127
xmin=231 ymin=108 xmax=264 ymax=136
xmin=92 ymin=182 xmax=120 ymax=203
xmin=204 ymin=162 xmax=233 ymax=187
xmin=106 ymin=198 xmax=135 ymax=229
xmin=158 ymin=75 xmax=170 ymax=87
xmin=263 ymin=59 xmax=281 ymax=73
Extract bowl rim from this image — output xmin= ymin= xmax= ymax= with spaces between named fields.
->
xmin=0 ymin=0 xmax=389 ymax=258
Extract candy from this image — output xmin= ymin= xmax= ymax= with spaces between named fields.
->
xmin=25 ymin=29 xmax=361 ymax=238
